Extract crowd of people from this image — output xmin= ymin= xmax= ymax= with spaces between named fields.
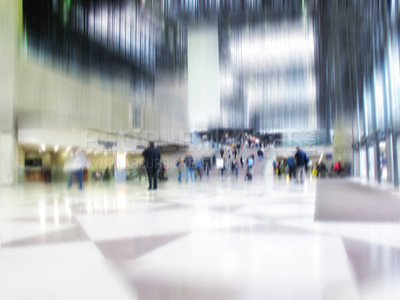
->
xmin=273 ymin=147 xmax=309 ymax=183
xmin=273 ymin=147 xmax=351 ymax=182
xmin=66 ymin=140 xmax=350 ymax=191
xmin=174 ymin=139 xmax=270 ymax=183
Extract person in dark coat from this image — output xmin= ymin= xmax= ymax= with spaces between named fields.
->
xmin=142 ymin=141 xmax=161 ymax=190
xmin=203 ymin=157 xmax=211 ymax=177
xmin=294 ymin=146 xmax=307 ymax=183
xmin=220 ymin=148 xmax=225 ymax=158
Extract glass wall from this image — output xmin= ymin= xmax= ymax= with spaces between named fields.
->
xmin=353 ymin=27 xmax=400 ymax=186
xmin=368 ymin=145 xmax=375 ymax=180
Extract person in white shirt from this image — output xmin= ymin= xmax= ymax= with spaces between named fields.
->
xmin=66 ymin=147 xmax=89 ymax=190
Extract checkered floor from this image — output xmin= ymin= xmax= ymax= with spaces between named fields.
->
xmin=1 ymin=176 xmax=400 ymax=300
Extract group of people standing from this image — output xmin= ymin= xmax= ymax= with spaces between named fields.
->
xmin=175 ymin=142 xmax=261 ymax=182
xmin=66 ymin=140 xmax=313 ymax=192
xmin=67 ymin=141 xmax=311 ymax=191
xmin=176 ymin=152 xmax=212 ymax=182
xmin=274 ymin=147 xmax=309 ymax=183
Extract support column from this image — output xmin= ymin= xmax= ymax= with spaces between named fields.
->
xmin=375 ymin=133 xmax=381 ymax=183
xmin=0 ymin=0 xmax=19 ymax=185
xmin=393 ymin=133 xmax=399 ymax=187
xmin=386 ymin=132 xmax=394 ymax=183
xmin=0 ymin=133 xmax=16 ymax=185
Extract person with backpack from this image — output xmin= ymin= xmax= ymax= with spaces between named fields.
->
xmin=245 ymin=155 xmax=254 ymax=180
xmin=184 ymin=151 xmax=195 ymax=182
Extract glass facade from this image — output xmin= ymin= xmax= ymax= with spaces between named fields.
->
xmin=353 ymin=27 xmax=400 ymax=185
xmin=219 ymin=20 xmax=318 ymax=144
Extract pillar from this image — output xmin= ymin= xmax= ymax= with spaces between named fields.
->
xmin=0 ymin=0 xmax=19 ymax=185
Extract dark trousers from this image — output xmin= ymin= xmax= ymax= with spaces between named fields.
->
xmin=289 ymin=166 xmax=296 ymax=179
xmin=147 ymin=167 xmax=159 ymax=189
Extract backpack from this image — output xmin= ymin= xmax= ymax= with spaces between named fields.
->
xmin=189 ymin=156 xmax=195 ymax=169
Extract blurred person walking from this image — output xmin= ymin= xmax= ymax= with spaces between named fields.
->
xmin=177 ymin=157 xmax=184 ymax=182
xmin=142 ymin=141 xmax=161 ymax=190
xmin=233 ymin=159 xmax=239 ymax=177
xmin=203 ymin=157 xmax=211 ymax=177
xmin=294 ymin=146 xmax=308 ymax=183
xmin=184 ymin=152 xmax=195 ymax=182
xmin=245 ymin=155 xmax=254 ymax=179
xmin=220 ymin=157 xmax=227 ymax=177
xmin=195 ymin=160 xmax=203 ymax=180
xmin=287 ymin=156 xmax=296 ymax=180
xmin=277 ymin=161 xmax=282 ymax=176
xmin=66 ymin=147 xmax=89 ymax=190
xmin=257 ymin=148 xmax=264 ymax=161
xmin=103 ymin=167 xmax=110 ymax=181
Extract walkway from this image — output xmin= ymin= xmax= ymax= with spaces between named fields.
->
xmin=0 ymin=177 xmax=399 ymax=299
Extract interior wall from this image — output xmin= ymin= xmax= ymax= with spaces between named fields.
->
xmin=0 ymin=0 xmax=18 ymax=131
xmin=187 ymin=25 xmax=220 ymax=131
xmin=0 ymin=0 xmax=19 ymax=185
xmin=14 ymin=57 xmax=133 ymax=132
xmin=146 ymin=73 xmax=190 ymax=145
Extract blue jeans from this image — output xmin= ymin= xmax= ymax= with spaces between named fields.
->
xmin=68 ymin=169 xmax=83 ymax=190
xmin=178 ymin=171 xmax=182 ymax=182
xmin=186 ymin=167 xmax=194 ymax=182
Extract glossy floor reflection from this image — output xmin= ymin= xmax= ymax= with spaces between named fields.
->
xmin=1 ymin=176 xmax=400 ymax=300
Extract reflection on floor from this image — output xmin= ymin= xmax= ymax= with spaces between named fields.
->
xmin=1 ymin=176 xmax=400 ymax=300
